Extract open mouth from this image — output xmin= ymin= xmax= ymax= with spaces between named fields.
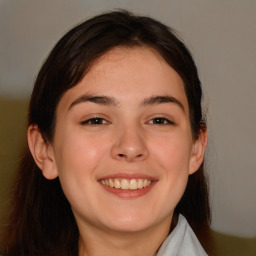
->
xmin=100 ymin=178 xmax=152 ymax=190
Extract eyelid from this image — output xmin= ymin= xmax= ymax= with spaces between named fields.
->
xmin=146 ymin=115 xmax=175 ymax=125
xmin=80 ymin=115 xmax=110 ymax=125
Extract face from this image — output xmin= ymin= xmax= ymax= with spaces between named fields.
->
xmin=44 ymin=47 xmax=205 ymax=234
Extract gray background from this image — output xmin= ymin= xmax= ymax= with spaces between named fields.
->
xmin=0 ymin=0 xmax=255 ymax=238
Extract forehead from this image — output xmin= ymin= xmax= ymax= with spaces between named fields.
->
xmin=87 ymin=46 xmax=182 ymax=86
xmin=57 ymin=46 xmax=188 ymax=112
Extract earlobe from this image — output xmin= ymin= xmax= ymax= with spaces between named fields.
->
xmin=189 ymin=130 xmax=207 ymax=175
xmin=27 ymin=125 xmax=58 ymax=180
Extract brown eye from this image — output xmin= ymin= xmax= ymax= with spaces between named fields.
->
xmin=149 ymin=118 xmax=174 ymax=125
xmin=81 ymin=118 xmax=108 ymax=125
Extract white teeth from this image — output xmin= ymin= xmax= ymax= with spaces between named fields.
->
xmin=137 ymin=179 xmax=143 ymax=189
xmin=121 ymin=179 xmax=129 ymax=189
xmin=109 ymin=179 xmax=114 ymax=187
xmin=114 ymin=179 xmax=121 ymax=188
xmin=100 ymin=178 xmax=152 ymax=190
xmin=130 ymin=179 xmax=137 ymax=190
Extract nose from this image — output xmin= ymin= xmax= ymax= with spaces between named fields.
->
xmin=111 ymin=125 xmax=149 ymax=162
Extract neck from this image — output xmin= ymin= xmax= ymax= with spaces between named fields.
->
xmin=78 ymin=218 xmax=172 ymax=256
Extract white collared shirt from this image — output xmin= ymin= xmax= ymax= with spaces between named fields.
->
xmin=157 ymin=215 xmax=208 ymax=256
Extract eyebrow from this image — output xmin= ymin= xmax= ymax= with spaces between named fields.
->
xmin=141 ymin=95 xmax=185 ymax=112
xmin=68 ymin=94 xmax=184 ymax=112
xmin=69 ymin=95 xmax=118 ymax=110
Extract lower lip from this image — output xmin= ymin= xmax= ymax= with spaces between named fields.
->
xmin=99 ymin=181 xmax=156 ymax=199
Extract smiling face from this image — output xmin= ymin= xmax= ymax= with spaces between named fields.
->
xmin=29 ymin=47 xmax=206 ymax=236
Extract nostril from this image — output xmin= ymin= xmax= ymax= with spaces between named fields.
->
xmin=117 ymin=153 xmax=143 ymax=159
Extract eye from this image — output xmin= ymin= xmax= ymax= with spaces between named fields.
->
xmin=148 ymin=117 xmax=174 ymax=125
xmin=80 ymin=117 xmax=108 ymax=125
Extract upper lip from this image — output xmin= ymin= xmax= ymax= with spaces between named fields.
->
xmin=98 ymin=173 xmax=158 ymax=181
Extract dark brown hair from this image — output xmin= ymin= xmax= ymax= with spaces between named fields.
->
xmin=2 ymin=10 xmax=211 ymax=256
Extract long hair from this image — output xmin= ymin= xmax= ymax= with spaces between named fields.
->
xmin=2 ymin=10 xmax=211 ymax=255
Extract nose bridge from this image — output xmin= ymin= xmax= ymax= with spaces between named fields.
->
xmin=111 ymin=121 xmax=148 ymax=161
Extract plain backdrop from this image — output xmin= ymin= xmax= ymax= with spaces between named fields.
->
xmin=0 ymin=0 xmax=255 ymax=238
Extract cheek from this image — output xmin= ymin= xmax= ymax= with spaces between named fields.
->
xmin=150 ymin=132 xmax=193 ymax=173
xmin=53 ymin=130 xmax=110 ymax=196
xmin=54 ymin=129 xmax=110 ymax=173
xmin=151 ymin=133 xmax=192 ymax=189
xmin=146 ymin=134 xmax=192 ymax=221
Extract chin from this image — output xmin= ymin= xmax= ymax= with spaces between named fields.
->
xmin=102 ymin=214 xmax=157 ymax=233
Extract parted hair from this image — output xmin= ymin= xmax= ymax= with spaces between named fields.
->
xmin=2 ymin=10 xmax=211 ymax=256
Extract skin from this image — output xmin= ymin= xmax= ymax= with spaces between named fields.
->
xmin=28 ymin=46 xmax=207 ymax=256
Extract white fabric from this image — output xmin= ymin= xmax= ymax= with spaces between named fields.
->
xmin=156 ymin=215 xmax=208 ymax=256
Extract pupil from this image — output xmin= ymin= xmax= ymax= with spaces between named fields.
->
xmin=155 ymin=118 xmax=163 ymax=124
xmin=94 ymin=118 xmax=101 ymax=124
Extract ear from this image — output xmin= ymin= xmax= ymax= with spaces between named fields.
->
xmin=27 ymin=125 xmax=58 ymax=180
xmin=188 ymin=130 xmax=207 ymax=175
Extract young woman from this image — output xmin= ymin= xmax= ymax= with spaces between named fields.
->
xmin=1 ymin=10 xmax=211 ymax=256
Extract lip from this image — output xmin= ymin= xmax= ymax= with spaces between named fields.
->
xmin=98 ymin=173 xmax=158 ymax=180
xmin=98 ymin=173 xmax=158 ymax=199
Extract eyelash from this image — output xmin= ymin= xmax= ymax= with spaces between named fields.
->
xmin=80 ymin=117 xmax=108 ymax=125
xmin=148 ymin=117 xmax=174 ymax=125
xmin=80 ymin=117 xmax=174 ymax=126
